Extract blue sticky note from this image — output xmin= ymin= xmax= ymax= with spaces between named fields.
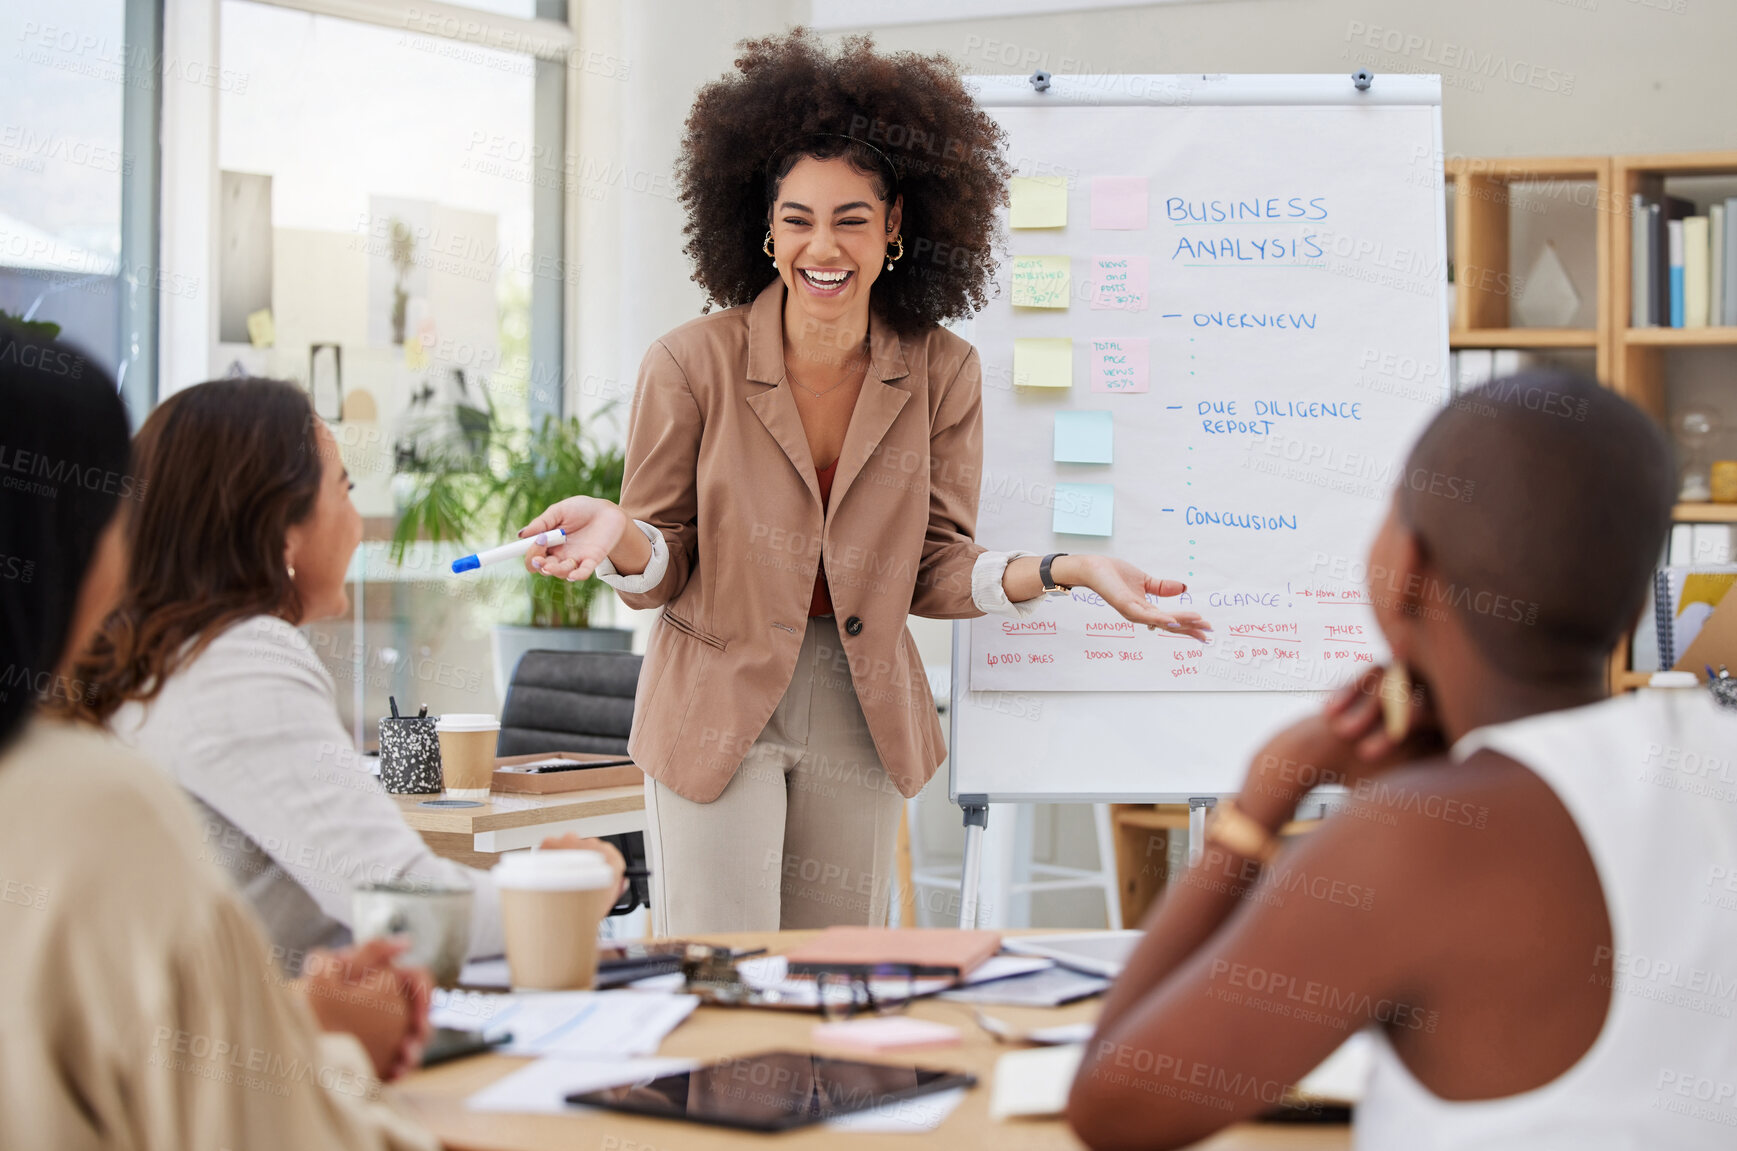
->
xmin=1053 ymin=483 xmax=1114 ymax=536
xmin=1054 ymin=410 xmax=1113 ymax=464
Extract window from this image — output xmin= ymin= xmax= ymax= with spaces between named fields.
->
xmin=0 ymin=0 xmax=128 ymax=376
xmin=216 ymin=0 xmax=571 ymax=740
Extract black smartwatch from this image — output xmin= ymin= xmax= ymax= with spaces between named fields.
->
xmin=1038 ymin=553 xmax=1072 ymax=596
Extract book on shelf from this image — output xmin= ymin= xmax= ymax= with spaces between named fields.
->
xmin=1645 ymin=201 xmax=1663 ymax=326
xmin=1630 ymin=194 xmax=1652 ymax=327
xmin=1449 ymin=349 xmax=1491 ymax=397
xmin=1685 ymin=216 xmax=1711 ymax=328
xmin=1712 ymin=204 xmax=1726 ymax=328
xmin=1447 ymin=348 xmax=1572 ymax=398
xmin=1668 ymin=219 xmax=1687 ymax=328
xmin=1724 ymin=195 xmax=1737 ymax=326
xmin=1631 ymin=194 xmax=1698 ymax=328
xmin=1670 ymin=523 xmax=1737 ymax=567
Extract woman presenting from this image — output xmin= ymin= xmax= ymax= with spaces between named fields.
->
xmin=523 ymin=31 xmax=1211 ymax=934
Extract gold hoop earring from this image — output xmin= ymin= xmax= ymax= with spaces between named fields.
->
xmin=763 ymin=230 xmax=776 ymax=263
xmin=1379 ymin=662 xmax=1412 ymax=742
xmin=885 ymin=233 xmax=904 ymax=272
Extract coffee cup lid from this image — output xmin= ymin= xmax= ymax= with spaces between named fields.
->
xmin=436 ymin=712 xmax=501 ymax=732
xmin=492 ymin=849 xmax=615 ymax=891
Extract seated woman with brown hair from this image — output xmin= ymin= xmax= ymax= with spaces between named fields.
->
xmin=0 ymin=323 xmax=435 ymax=1148
xmin=1068 ymin=370 xmax=1737 ymax=1150
xmin=64 ymin=376 xmax=621 ymax=966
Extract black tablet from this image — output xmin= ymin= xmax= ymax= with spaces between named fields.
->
xmin=565 ymin=1050 xmax=975 ymax=1133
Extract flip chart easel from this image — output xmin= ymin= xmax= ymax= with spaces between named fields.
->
xmin=949 ymin=72 xmax=1448 ymax=928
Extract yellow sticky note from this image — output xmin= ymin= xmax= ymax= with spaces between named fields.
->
xmin=1012 ymin=255 xmax=1070 ymax=309
xmin=245 ymin=307 xmax=275 ymax=348
xmin=1013 ymin=338 xmax=1073 ymax=389
xmin=1010 ymin=176 xmax=1068 ymax=228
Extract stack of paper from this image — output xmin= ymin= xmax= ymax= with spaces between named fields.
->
xmin=429 ymin=988 xmax=698 ymax=1058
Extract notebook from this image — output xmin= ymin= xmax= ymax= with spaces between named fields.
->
xmin=1677 ymin=583 xmax=1737 ymax=680
xmin=1654 ymin=567 xmax=1737 ymax=669
xmin=783 ymin=928 xmax=1002 ymax=977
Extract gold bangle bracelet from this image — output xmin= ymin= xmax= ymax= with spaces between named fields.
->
xmin=1206 ymin=797 xmax=1281 ymax=866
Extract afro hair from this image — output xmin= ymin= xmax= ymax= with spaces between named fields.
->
xmin=675 ymin=29 xmax=1011 ymax=334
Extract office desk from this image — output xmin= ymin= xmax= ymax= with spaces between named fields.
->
xmin=395 ymin=930 xmax=1350 ymax=1151
xmin=392 ymin=785 xmax=645 ymax=869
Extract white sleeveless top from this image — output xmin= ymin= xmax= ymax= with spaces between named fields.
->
xmin=1356 ymin=688 xmax=1737 ymax=1150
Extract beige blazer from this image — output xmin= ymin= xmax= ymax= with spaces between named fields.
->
xmin=618 ymin=279 xmax=987 ymax=802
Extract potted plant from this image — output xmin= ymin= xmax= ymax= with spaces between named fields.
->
xmin=392 ymin=411 xmax=632 ymax=700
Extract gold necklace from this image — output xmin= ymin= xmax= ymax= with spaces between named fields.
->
xmin=785 ymin=344 xmax=869 ymax=398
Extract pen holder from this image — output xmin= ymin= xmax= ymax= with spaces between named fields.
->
xmin=378 ymin=715 xmax=443 ymax=794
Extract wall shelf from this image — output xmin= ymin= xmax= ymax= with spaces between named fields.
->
xmin=1674 ymin=502 xmax=1737 ymax=523
xmin=1623 ymin=327 xmax=1737 ymax=346
xmin=1447 ymin=152 xmax=1737 ymax=693
xmin=1450 ymin=328 xmax=1598 ymax=349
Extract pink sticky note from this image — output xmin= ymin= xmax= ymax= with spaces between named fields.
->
xmin=1089 ymin=255 xmax=1149 ymax=312
xmin=1091 ymin=176 xmax=1148 ymax=229
xmin=1089 ymin=337 xmax=1149 ymax=394
xmin=812 ymin=1017 xmax=962 ymax=1052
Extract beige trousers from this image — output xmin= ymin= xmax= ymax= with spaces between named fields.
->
xmin=642 ymin=615 xmax=906 ymax=935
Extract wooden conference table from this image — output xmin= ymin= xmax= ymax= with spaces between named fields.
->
xmin=396 ymin=930 xmax=1351 ymax=1151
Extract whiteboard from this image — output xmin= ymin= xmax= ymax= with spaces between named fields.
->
xmin=950 ymin=75 xmax=1447 ymax=802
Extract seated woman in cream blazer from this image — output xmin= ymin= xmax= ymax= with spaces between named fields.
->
xmin=70 ymin=377 xmax=622 ymax=965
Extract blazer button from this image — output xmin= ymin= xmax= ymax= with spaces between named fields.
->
xmin=844 ymin=616 xmax=864 ymax=636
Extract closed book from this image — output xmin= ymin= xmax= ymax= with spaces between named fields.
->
xmin=1692 ymin=524 xmax=1737 ymax=566
xmin=1455 ymin=348 xmax=1493 ymax=392
xmin=1725 ymin=196 xmax=1737 ymax=325
xmin=1657 ymin=196 xmax=1695 ymax=328
xmin=1631 ymin=194 xmax=1652 ymax=327
xmin=1669 ymin=523 xmax=1697 ymax=565
xmin=1684 ymin=216 xmax=1711 ymax=327
xmin=1648 ymin=203 xmax=1664 ymax=326
xmin=1668 ymin=219 xmax=1686 ymax=328
xmin=1712 ymin=205 xmax=1726 ymax=327
xmin=784 ymin=927 xmax=1003 ymax=977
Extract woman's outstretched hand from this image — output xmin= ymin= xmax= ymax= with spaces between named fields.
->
xmin=1063 ymin=555 xmax=1214 ymax=643
xmin=518 ymin=496 xmax=633 ymax=582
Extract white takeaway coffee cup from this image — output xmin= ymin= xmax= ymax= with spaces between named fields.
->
xmin=492 ymin=849 xmax=618 ymax=991
xmin=434 ymin=713 xmax=499 ymax=799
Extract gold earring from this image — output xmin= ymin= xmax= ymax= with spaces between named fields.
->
xmin=885 ymin=233 xmax=904 ymax=272
xmin=1379 ymin=662 xmax=1411 ymax=742
xmin=763 ymin=230 xmax=775 ymax=263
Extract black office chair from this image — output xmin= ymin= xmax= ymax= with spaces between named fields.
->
xmin=497 ymin=649 xmax=648 ymax=916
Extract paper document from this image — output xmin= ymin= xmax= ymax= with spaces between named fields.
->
xmin=989 ymin=1043 xmax=1084 ymax=1121
xmin=467 ymin=1056 xmax=698 ymax=1113
xmin=939 ymin=965 xmax=1109 ymax=1008
xmin=826 ymin=1086 xmax=967 ymax=1133
xmin=430 ymin=988 xmax=697 ymax=1057
xmin=456 ymin=957 xmax=511 ymax=989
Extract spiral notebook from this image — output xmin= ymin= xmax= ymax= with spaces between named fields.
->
xmin=1654 ymin=567 xmax=1737 ymax=670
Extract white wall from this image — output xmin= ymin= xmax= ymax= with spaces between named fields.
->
xmin=571 ymin=0 xmax=1737 ymax=922
xmin=575 ymin=0 xmax=1737 ymax=420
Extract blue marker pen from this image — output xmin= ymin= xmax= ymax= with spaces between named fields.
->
xmin=451 ymin=528 xmax=567 ymax=574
